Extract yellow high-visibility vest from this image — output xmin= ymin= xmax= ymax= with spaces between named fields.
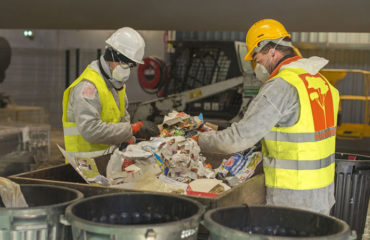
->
xmin=262 ymin=62 xmax=340 ymax=190
xmin=62 ymin=66 xmax=125 ymax=160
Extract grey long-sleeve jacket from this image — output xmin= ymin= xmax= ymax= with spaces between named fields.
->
xmin=198 ymin=56 xmax=335 ymax=215
xmin=199 ymin=77 xmax=300 ymax=154
xmin=66 ymin=57 xmax=133 ymax=148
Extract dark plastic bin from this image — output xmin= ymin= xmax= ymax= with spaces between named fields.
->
xmin=65 ymin=192 xmax=205 ymax=240
xmin=333 ymin=153 xmax=370 ymax=240
xmin=203 ymin=205 xmax=353 ymax=239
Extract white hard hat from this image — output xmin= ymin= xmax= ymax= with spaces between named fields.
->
xmin=105 ymin=27 xmax=145 ymax=64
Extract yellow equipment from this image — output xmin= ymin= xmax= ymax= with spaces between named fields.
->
xmin=321 ymin=69 xmax=370 ymax=139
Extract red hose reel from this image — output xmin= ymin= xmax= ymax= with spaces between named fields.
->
xmin=137 ymin=57 xmax=168 ymax=95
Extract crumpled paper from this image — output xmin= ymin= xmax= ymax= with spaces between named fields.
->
xmin=0 ymin=177 xmax=28 ymax=208
xmin=160 ymin=111 xmax=203 ymax=138
xmin=156 ymin=136 xmax=214 ymax=182
xmin=58 ymin=145 xmax=110 ymax=186
xmin=106 ymin=149 xmax=126 ymax=181
xmin=225 ymin=152 xmax=263 ymax=187
xmin=134 ymin=171 xmax=184 ymax=194
xmin=121 ymin=144 xmax=153 ymax=160
xmin=106 ymin=128 xmax=216 ymax=190
xmin=106 ymin=149 xmax=161 ymax=185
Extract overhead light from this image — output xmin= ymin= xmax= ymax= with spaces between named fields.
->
xmin=24 ymin=30 xmax=34 ymax=39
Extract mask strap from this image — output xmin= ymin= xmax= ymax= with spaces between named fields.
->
xmin=271 ymin=37 xmax=284 ymax=57
xmin=110 ymin=49 xmax=131 ymax=69
xmin=110 ymin=50 xmax=117 ymax=63
xmin=98 ymin=58 xmax=111 ymax=80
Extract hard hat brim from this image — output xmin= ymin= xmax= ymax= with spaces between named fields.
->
xmin=105 ymin=42 xmax=144 ymax=64
xmin=244 ymin=51 xmax=253 ymax=61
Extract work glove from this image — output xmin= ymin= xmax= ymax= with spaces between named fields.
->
xmin=131 ymin=122 xmax=144 ymax=135
xmin=190 ymin=134 xmax=199 ymax=142
xmin=133 ymin=120 xmax=160 ymax=140
xmin=119 ymin=137 xmax=136 ymax=150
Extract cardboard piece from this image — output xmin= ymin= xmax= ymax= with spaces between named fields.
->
xmin=57 ymin=145 xmax=109 ymax=186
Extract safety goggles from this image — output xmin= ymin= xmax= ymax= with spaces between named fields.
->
xmin=110 ymin=49 xmax=137 ymax=68
xmin=118 ymin=61 xmax=137 ymax=69
xmin=252 ymin=37 xmax=292 ymax=59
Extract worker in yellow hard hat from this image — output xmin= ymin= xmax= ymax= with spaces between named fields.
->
xmin=197 ymin=19 xmax=340 ymax=215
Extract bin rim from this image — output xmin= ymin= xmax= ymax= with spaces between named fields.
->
xmin=65 ymin=191 xmax=206 ymax=230
xmin=335 ymin=152 xmax=370 ymax=160
xmin=203 ymin=204 xmax=352 ymax=239
xmin=0 ymin=184 xmax=84 ymax=214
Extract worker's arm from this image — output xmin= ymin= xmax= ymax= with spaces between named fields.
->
xmin=123 ymin=93 xmax=131 ymax=123
xmin=198 ymin=77 xmax=299 ymax=154
xmin=68 ymin=81 xmax=133 ymax=145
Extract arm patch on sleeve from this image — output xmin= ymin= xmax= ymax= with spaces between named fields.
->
xmin=81 ymin=81 xmax=97 ymax=100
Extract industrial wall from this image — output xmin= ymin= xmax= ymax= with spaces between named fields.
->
xmin=175 ymin=31 xmax=370 ymax=45
xmin=0 ymin=30 xmax=369 ymax=129
xmin=0 ymin=30 xmax=166 ymax=129
xmin=175 ymin=31 xmax=370 ymax=126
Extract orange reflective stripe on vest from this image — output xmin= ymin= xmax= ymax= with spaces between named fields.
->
xmin=299 ymin=73 xmax=336 ymax=132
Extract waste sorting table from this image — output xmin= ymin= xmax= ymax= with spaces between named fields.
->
xmin=9 ymin=154 xmax=266 ymax=210
xmin=9 ymin=152 xmax=370 ymax=239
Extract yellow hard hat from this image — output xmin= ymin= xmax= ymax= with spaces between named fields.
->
xmin=244 ymin=19 xmax=291 ymax=61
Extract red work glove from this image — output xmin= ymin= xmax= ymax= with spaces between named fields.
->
xmin=126 ymin=137 xmax=135 ymax=145
xmin=131 ymin=121 xmax=143 ymax=135
xmin=190 ymin=134 xmax=199 ymax=142
xmin=118 ymin=137 xmax=135 ymax=150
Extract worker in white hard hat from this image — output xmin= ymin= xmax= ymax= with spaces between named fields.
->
xmin=197 ymin=19 xmax=340 ymax=215
xmin=62 ymin=27 xmax=159 ymax=160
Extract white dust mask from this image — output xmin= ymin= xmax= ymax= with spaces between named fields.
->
xmin=254 ymin=63 xmax=270 ymax=82
xmin=112 ymin=64 xmax=130 ymax=83
xmin=110 ymin=49 xmax=131 ymax=84
xmin=253 ymin=39 xmax=283 ymax=82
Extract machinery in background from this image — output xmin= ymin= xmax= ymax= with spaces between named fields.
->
xmin=0 ymin=37 xmax=11 ymax=108
xmin=137 ymin=56 xmax=169 ymax=96
xmin=0 ymin=36 xmax=51 ymax=176
xmin=133 ymin=41 xmax=260 ymax=127
xmin=321 ymin=69 xmax=370 ymax=154
xmin=0 ymin=116 xmax=50 ymax=176
xmin=321 ymin=69 xmax=370 ymax=139
xmin=134 ymin=41 xmax=370 ymax=141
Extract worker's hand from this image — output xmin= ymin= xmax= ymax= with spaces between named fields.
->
xmin=126 ymin=137 xmax=135 ymax=145
xmin=131 ymin=121 xmax=143 ymax=135
xmin=190 ymin=134 xmax=199 ymax=142
xmin=135 ymin=120 xmax=160 ymax=140
xmin=119 ymin=137 xmax=136 ymax=150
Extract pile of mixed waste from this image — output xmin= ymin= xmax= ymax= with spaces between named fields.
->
xmin=62 ymin=111 xmax=263 ymax=197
